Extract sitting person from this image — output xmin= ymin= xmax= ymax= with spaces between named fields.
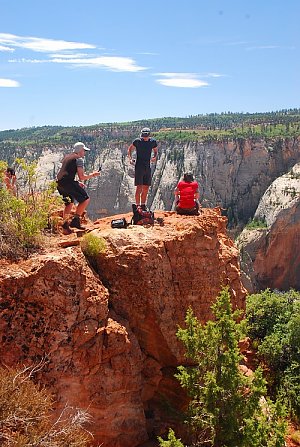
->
xmin=4 ymin=167 xmax=17 ymax=195
xmin=174 ymin=172 xmax=200 ymax=215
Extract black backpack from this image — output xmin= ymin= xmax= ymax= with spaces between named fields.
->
xmin=131 ymin=205 xmax=155 ymax=226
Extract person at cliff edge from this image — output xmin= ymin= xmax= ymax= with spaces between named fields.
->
xmin=127 ymin=127 xmax=158 ymax=210
xmin=174 ymin=172 xmax=200 ymax=215
xmin=56 ymin=142 xmax=100 ymax=234
xmin=4 ymin=167 xmax=17 ymax=195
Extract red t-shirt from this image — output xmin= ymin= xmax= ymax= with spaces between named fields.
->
xmin=177 ymin=180 xmax=199 ymax=208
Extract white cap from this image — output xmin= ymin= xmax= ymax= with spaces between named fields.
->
xmin=140 ymin=127 xmax=151 ymax=137
xmin=74 ymin=142 xmax=90 ymax=153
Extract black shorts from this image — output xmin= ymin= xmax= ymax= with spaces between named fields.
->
xmin=176 ymin=202 xmax=199 ymax=216
xmin=57 ymin=180 xmax=89 ymax=205
xmin=134 ymin=164 xmax=152 ymax=186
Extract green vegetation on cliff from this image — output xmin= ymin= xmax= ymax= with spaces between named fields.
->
xmin=0 ymin=160 xmax=61 ymax=260
xmin=0 ymin=109 xmax=299 ymax=155
xmin=246 ymin=289 xmax=300 ymax=422
xmin=159 ymin=288 xmax=287 ymax=447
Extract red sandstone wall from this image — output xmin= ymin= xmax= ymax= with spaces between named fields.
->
xmin=0 ymin=209 xmax=246 ymax=446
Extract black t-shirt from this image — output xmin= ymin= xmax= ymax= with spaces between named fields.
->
xmin=133 ymin=138 xmax=158 ymax=166
xmin=57 ymin=157 xmax=84 ymax=183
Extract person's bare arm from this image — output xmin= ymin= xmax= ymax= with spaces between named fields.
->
xmin=151 ymin=146 xmax=158 ymax=163
xmin=128 ymin=144 xmax=135 ymax=164
xmin=77 ymin=166 xmax=100 ymax=181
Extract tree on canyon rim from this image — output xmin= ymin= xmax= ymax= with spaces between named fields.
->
xmin=159 ymin=288 xmax=286 ymax=447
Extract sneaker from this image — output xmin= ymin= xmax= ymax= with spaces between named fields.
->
xmin=62 ymin=221 xmax=72 ymax=235
xmin=141 ymin=204 xmax=148 ymax=211
xmin=69 ymin=216 xmax=85 ymax=230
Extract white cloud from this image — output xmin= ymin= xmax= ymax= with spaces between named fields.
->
xmin=0 ymin=45 xmax=14 ymax=52
xmin=0 ymin=78 xmax=20 ymax=87
xmin=158 ymin=78 xmax=208 ymax=88
xmin=206 ymin=72 xmax=224 ymax=78
xmin=156 ymin=73 xmax=209 ymax=88
xmin=9 ymin=58 xmax=47 ymax=64
xmin=0 ymin=33 xmax=95 ymax=53
xmin=3 ymin=33 xmax=147 ymax=72
xmin=10 ymin=55 xmax=146 ymax=72
xmin=49 ymin=53 xmax=91 ymax=59
xmin=52 ymin=56 xmax=146 ymax=72
xmin=137 ymin=51 xmax=159 ymax=56
xmin=246 ymin=45 xmax=295 ymax=51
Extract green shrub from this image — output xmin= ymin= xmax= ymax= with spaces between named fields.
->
xmin=246 ymin=289 xmax=300 ymax=420
xmin=0 ymin=365 xmax=93 ymax=447
xmin=245 ymin=218 xmax=268 ymax=230
xmin=81 ymin=233 xmax=106 ymax=257
xmin=0 ymin=159 xmax=62 ymax=259
xmin=158 ymin=428 xmax=185 ymax=446
xmin=167 ymin=288 xmax=287 ymax=447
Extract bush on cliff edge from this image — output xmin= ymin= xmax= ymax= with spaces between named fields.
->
xmin=159 ymin=288 xmax=286 ymax=447
xmin=246 ymin=289 xmax=300 ymax=422
xmin=0 ymin=365 xmax=93 ymax=447
xmin=0 ymin=159 xmax=61 ymax=260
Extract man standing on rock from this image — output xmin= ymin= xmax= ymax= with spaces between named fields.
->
xmin=56 ymin=142 xmax=100 ymax=234
xmin=128 ymin=127 xmax=158 ymax=210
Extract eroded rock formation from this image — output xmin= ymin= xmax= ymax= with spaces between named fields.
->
xmin=0 ymin=210 xmax=246 ymax=446
xmin=237 ymin=162 xmax=300 ymax=291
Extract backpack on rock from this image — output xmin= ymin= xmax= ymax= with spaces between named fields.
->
xmin=131 ymin=204 xmax=155 ymax=226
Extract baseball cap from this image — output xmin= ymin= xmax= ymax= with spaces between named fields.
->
xmin=140 ymin=127 xmax=151 ymax=137
xmin=74 ymin=142 xmax=90 ymax=153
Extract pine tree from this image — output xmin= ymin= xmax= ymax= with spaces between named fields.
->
xmin=160 ymin=288 xmax=287 ymax=447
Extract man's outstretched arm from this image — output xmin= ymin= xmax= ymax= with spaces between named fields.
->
xmin=77 ymin=166 xmax=100 ymax=181
xmin=128 ymin=144 xmax=135 ymax=164
xmin=151 ymin=146 xmax=158 ymax=163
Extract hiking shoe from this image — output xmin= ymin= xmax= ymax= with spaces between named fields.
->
xmin=62 ymin=221 xmax=72 ymax=235
xmin=69 ymin=216 xmax=85 ymax=230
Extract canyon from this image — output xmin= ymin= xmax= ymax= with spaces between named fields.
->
xmin=10 ymin=136 xmax=300 ymax=225
xmin=237 ymin=162 xmax=300 ymax=292
xmin=1 ymin=126 xmax=300 ymax=444
xmin=0 ymin=210 xmax=246 ymax=446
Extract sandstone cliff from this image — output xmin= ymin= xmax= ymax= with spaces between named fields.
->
xmin=14 ymin=136 xmax=300 ymax=224
xmin=237 ymin=162 xmax=300 ymax=292
xmin=0 ymin=210 xmax=246 ymax=446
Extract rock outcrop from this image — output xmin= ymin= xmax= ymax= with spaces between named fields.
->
xmin=237 ymin=163 xmax=300 ymax=291
xmin=0 ymin=210 xmax=246 ymax=446
xmin=11 ymin=137 xmax=300 ymax=224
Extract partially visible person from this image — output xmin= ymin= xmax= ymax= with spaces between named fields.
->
xmin=56 ymin=142 xmax=100 ymax=233
xmin=174 ymin=172 xmax=200 ymax=215
xmin=4 ymin=167 xmax=17 ymax=195
xmin=128 ymin=127 xmax=158 ymax=210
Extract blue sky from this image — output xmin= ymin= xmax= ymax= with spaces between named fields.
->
xmin=0 ymin=0 xmax=299 ymax=130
